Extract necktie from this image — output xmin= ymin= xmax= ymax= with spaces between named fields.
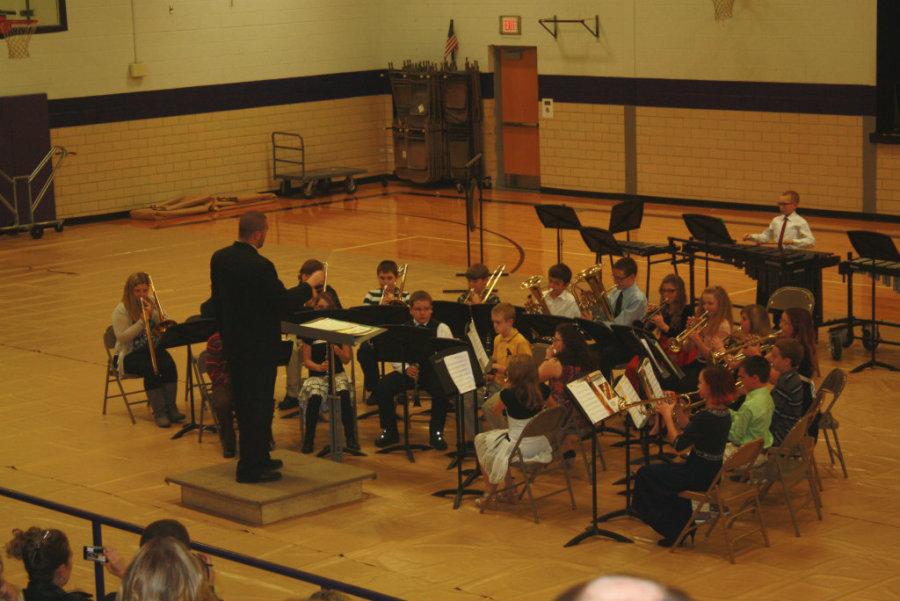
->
xmin=777 ymin=216 xmax=789 ymax=250
xmin=613 ymin=292 xmax=624 ymax=317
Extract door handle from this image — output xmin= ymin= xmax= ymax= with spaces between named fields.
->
xmin=502 ymin=121 xmax=539 ymax=128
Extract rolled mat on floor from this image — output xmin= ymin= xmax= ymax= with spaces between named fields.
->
xmin=130 ymin=192 xmax=277 ymax=220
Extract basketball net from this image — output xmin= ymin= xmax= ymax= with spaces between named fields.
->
xmin=712 ymin=0 xmax=735 ymax=21
xmin=0 ymin=18 xmax=38 ymax=58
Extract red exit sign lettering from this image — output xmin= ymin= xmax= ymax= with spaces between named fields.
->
xmin=499 ymin=15 xmax=521 ymax=35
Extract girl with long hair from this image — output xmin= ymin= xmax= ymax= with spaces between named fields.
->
xmin=474 ymin=354 xmax=551 ymax=507
xmin=777 ymin=307 xmax=819 ymax=379
xmin=5 ymin=527 xmax=88 ymax=601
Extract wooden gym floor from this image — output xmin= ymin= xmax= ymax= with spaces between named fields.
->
xmin=1 ymin=184 xmax=900 ymax=601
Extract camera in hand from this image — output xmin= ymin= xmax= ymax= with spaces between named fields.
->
xmin=83 ymin=545 xmax=106 ymax=563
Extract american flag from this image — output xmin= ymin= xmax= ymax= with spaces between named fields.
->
xmin=443 ymin=19 xmax=458 ymax=63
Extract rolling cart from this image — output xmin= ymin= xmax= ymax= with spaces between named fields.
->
xmin=271 ymin=132 xmax=365 ymax=198
xmin=0 ymin=146 xmax=70 ymax=239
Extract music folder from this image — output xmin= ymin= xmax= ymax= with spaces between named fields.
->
xmin=566 ymin=370 xmax=622 ymax=428
xmin=430 ymin=341 xmax=484 ymax=397
xmin=614 ymin=374 xmax=647 ymax=429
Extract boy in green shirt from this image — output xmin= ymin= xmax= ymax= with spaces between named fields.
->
xmin=725 ymin=355 xmax=774 ymax=459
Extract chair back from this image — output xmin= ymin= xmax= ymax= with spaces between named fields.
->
xmin=197 ymin=350 xmax=209 ymax=374
xmin=510 ymin=405 xmax=567 ymax=456
xmin=103 ymin=326 xmax=117 ymax=351
xmin=767 ymin=286 xmax=814 ymax=313
xmin=772 ymin=412 xmax=815 ymax=457
xmin=818 ymin=368 xmax=847 ymax=413
xmin=723 ymin=438 xmax=765 ymax=473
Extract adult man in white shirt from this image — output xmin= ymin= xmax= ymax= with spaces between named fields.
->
xmin=743 ymin=190 xmax=815 ymax=249
xmin=543 ymin=263 xmax=581 ymax=318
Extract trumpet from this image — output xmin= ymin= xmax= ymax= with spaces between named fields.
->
xmin=142 ymin=276 xmax=177 ymax=375
xmin=668 ymin=310 xmax=709 ymax=353
xmin=380 ymin=263 xmax=408 ymax=305
xmin=618 ymin=391 xmax=705 ymax=416
xmin=641 ymin=301 xmax=668 ymax=327
xmin=463 ymin=264 xmax=505 ymax=304
xmin=521 ymin=275 xmax=551 ymax=315
xmin=711 ymin=330 xmax=782 ymax=366
xmin=571 ymin=264 xmax=615 ymax=321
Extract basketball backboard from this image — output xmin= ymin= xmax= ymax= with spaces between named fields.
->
xmin=0 ymin=0 xmax=66 ymax=34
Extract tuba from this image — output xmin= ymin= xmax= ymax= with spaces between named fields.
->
xmin=380 ymin=263 xmax=408 ymax=305
xmin=521 ymin=275 xmax=551 ymax=315
xmin=571 ymin=264 xmax=614 ymax=321
xmin=668 ymin=310 xmax=708 ymax=353
xmin=711 ymin=330 xmax=782 ymax=366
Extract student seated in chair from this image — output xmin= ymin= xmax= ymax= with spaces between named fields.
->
xmin=767 ymin=338 xmax=810 ymax=447
xmin=724 ymin=355 xmax=773 ymax=461
xmin=543 ymin=263 xmax=581 ymax=319
xmin=372 ymin=290 xmax=453 ymax=451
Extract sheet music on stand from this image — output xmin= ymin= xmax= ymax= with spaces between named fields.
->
xmin=441 ymin=350 xmax=477 ymax=395
xmin=638 ymin=358 xmax=664 ymax=398
xmin=566 ymin=370 xmax=621 ymax=426
xmin=614 ymin=375 xmax=647 ymax=429
xmin=304 ymin=317 xmax=381 ymax=337
xmin=466 ymin=320 xmax=490 ymax=373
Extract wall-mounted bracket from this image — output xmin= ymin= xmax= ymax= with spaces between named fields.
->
xmin=538 ymin=15 xmax=600 ymax=39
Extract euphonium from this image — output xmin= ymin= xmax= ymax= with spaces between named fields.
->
xmin=381 ymin=263 xmax=408 ymax=305
xmin=521 ymin=275 xmax=551 ymax=315
xmin=571 ymin=264 xmax=614 ymax=321
xmin=617 ymin=390 xmax=704 ymax=416
xmin=668 ymin=310 xmax=709 ymax=353
xmin=711 ymin=329 xmax=782 ymax=366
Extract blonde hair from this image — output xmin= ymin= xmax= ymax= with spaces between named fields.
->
xmin=491 ymin=302 xmax=516 ymax=322
xmin=121 ymin=272 xmax=151 ymax=323
xmin=701 ymin=286 xmax=733 ymax=338
xmin=740 ymin=304 xmax=771 ymax=336
xmin=119 ymin=537 xmax=215 ymax=601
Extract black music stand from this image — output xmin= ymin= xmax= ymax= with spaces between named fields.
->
xmin=847 ymin=230 xmax=900 ymax=373
xmin=463 ymin=153 xmax=485 ymax=265
xmin=609 ymin=200 xmax=644 ymax=240
xmin=432 ymin=300 xmax=472 ymax=339
xmin=683 ymin=214 xmax=734 ymax=289
xmin=371 ymin=325 xmax=437 ymax=462
xmin=563 ymin=374 xmax=632 ymax=547
xmin=580 ymin=226 xmax=623 ymax=270
xmin=430 ymin=342 xmax=486 ymax=508
xmin=282 ymin=316 xmax=385 ymax=462
xmin=535 ymin=204 xmax=582 ymax=263
xmin=159 ymin=318 xmax=218 ymax=440
xmin=470 ymin=303 xmax=497 ymax=354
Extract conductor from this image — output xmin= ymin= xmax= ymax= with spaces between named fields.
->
xmin=210 ymin=211 xmax=324 ymax=483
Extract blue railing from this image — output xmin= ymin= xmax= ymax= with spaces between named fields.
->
xmin=0 ymin=486 xmax=404 ymax=601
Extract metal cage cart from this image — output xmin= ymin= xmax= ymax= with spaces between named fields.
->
xmin=0 ymin=145 xmax=70 ymax=239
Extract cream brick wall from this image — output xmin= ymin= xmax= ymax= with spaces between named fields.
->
xmin=49 ymin=96 xmax=393 ymax=218
xmin=876 ymin=145 xmax=900 ymax=216
xmin=540 ymin=103 xmax=625 ymax=193
xmin=635 ymin=107 xmax=863 ymax=212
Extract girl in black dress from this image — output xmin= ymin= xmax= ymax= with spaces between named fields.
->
xmin=633 ymin=366 xmax=735 ymax=547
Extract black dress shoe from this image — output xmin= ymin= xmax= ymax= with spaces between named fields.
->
xmin=430 ymin=431 xmax=448 ymax=451
xmin=278 ymin=396 xmax=299 ymax=410
xmin=265 ymin=458 xmax=284 ymax=470
xmin=364 ymin=392 xmax=378 ymax=406
xmin=236 ymin=470 xmax=282 ymax=484
xmin=374 ymin=429 xmax=399 ymax=448
xmin=223 ymin=448 xmax=236 ymax=459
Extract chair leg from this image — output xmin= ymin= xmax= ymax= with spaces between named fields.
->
xmin=671 ymin=500 xmax=705 ymax=552
xmin=782 ymin=480 xmax=801 ymax=537
xmin=523 ymin=474 xmax=539 ymax=523
xmin=831 ymin=428 xmax=849 ymax=479
xmin=103 ymin=372 xmax=111 ymax=416
xmin=755 ymin=495 xmax=771 ymax=547
xmin=823 ymin=429 xmax=836 ymax=465
xmin=562 ymin=458 xmax=577 ymax=510
xmin=806 ymin=467 xmax=824 ymax=519
xmin=721 ymin=506 xmax=736 ymax=563
xmin=579 ymin=438 xmax=593 ymax=480
xmin=116 ymin=375 xmax=137 ymax=425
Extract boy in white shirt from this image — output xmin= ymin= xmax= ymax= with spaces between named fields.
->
xmin=543 ymin=263 xmax=581 ymax=319
xmin=743 ymin=190 xmax=815 ymax=249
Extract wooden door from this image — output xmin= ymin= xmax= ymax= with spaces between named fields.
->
xmin=498 ymin=47 xmax=539 ymax=189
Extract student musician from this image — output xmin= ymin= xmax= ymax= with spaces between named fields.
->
xmin=299 ymin=291 xmax=358 ymax=454
xmin=767 ymin=339 xmax=810 ymax=446
xmin=372 ymin=290 xmax=453 ymax=450
xmin=539 ymin=323 xmax=598 ymax=445
xmin=473 ymin=354 xmax=551 ymax=508
xmin=605 ymin=257 xmax=648 ymax=327
xmin=358 ymin=260 xmax=411 ymax=403
xmin=112 ymin=272 xmax=183 ymax=428
xmin=726 ymin=356 xmax=774 ymax=459
xmin=743 ymin=190 xmax=815 ymax=249
xmin=457 ymin=263 xmax=500 ymax=304
xmin=679 ymin=286 xmax=734 ymax=391
xmin=646 ymin=274 xmax=692 ymax=342
xmin=776 ymin=307 xmax=820 ymax=380
xmin=633 ymin=366 xmax=734 ymax=547
xmin=543 ymin=263 xmax=581 ymax=319
xmin=280 ymin=259 xmax=341 ymax=411
xmin=474 ymin=302 xmax=533 ymax=434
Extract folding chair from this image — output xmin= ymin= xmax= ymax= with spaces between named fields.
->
xmin=817 ymin=368 xmax=848 ymax=478
xmin=672 ymin=438 xmax=770 ymax=563
xmin=489 ymin=405 xmax=577 ymax=523
xmin=767 ymin=286 xmax=814 ymax=314
xmin=753 ymin=412 xmax=823 ymax=537
xmin=102 ymin=326 xmax=148 ymax=424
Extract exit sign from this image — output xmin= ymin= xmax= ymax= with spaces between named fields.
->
xmin=499 ymin=15 xmax=521 ymax=35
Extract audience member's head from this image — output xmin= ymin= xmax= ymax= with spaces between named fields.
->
xmin=555 ymin=574 xmax=693 ymax=601
xmin=140 ymin=519 xmax=191 ymax=548
xmin=5 ymin=527 xmax=72 ymax=586
xmin=119 ymin=537 xmax=215 ymax=601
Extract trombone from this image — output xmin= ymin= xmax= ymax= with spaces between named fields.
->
xmin=521 ymin=275 xmax=551 ymax=315
xmin=142 ymin=276 xmax=177 ymax=375
xmin=711 ymin=330 xmax=781 ymax=366
xmin=380 ymin=263 xmax=408 ymax=305
xmin=571 ymin=264 xmax=615 ymax=321
xmin=463 ymin=264 xmax=505 ymax=304
xmin=668 ymin=310 xmax=709 ymax=353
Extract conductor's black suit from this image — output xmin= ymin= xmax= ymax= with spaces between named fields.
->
xmin=210 ymin=241 xmax=313 ymax=480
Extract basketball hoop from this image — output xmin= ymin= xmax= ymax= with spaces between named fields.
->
xmin=711 ymin=0 xmax=735 ymax=21
xmin=0 ymin=17 xmax=38 ymax=59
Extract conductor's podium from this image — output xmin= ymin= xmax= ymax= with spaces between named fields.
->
xmin=166 ymin=451 xmax=375 ymax=525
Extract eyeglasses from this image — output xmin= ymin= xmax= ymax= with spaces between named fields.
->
xmin=660 ymin=287 xmax=676 ymax=293
xmin=777 ymin=202 xmax=794 ymax=206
